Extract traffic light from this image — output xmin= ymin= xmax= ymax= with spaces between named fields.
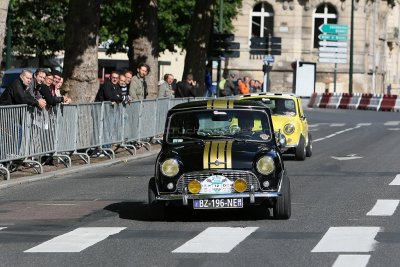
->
xmin=211 ymin=33 xmax=240 ymax=58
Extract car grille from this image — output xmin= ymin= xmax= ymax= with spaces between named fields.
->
xmin=176 ymin=170 xmax=260 ymax=193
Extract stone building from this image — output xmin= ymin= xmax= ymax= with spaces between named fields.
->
xmin=226 ymin=0 xmax=400 ymax=95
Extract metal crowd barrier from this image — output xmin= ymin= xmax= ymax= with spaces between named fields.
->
xmin=0 ymin=97 xmax=202 ymax=180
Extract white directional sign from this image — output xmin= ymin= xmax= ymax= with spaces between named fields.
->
xmin=319 ymin=41 xmax=348 ymax=47
xmin=319 ymin=24 xmax=348 ymax=34
xmin=319 ymin=46 xmax=347 ymax=53
xmin=319 ymin=53 xmax=347 ymax=59
xmin=319 ymin=58 xmax=347 ymax=64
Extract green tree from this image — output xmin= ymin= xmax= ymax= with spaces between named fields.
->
xmin=8 ymin=0 xmax=68 ymax=66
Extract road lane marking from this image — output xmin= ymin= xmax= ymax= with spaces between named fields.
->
xmin=24 ymin=227 xmax=126 ymax=253
xmin=387 ymin=128 xmax=400 ymax=131
xmin=330 ymin=123 xmax=346 ymax=127
xmin=356 ymin=123 xmax=371 ymax=127
xmin=172 ymin=227 xmax=258 ymax=253
xmin=0 ymin=227 xmax=7 ymax=231
xmin=38 ymin=203 xmax=77 ymax=206
xmin=367 ymin=199 xmax=400 ymax=216
xmin=389 ymin=174 xmax=400 ymax=185
xmin=384 ymin=121 xmax=400 ymax=126
xmin=332 ymin=255 xmax=371 ymax=267
xmin=314 ymin=126 xmax=361 ymax=142
xmin=311 ymin=227 xmax=380 ymax=252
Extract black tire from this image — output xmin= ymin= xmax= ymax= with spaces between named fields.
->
xmin=148 ymin=177 xmax=157 ymax=204
xmin=295 ymin=135 xmax=306 ymax=161
xmin=147 ymin=177 xmax=166 ymax=220
xmin=306 ymin=133 xmax=313 ymax=157
xmin=273 ymin=174 xmax=291 ymax=219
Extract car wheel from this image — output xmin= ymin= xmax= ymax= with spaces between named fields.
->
xmin=148 ymin=177 xmax=158 ymax=204
xmin=306 ymin=133 xmax=312 ymax=157
xmin=273 ymin=174 xmax=291 ymax=219
xmin=147 ymin=177 xmax=166 ymax=220
xmin=295 ymin=135 xmax=306 ymax=161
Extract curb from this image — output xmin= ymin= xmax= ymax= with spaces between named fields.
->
xmin=0 ymin=149 xmax=161 ymax=190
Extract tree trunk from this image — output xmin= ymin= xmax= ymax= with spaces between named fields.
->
xmin=182 ymin=0 xmax=215 ymax=96
xmin=0 ymin=0 xmax=10 ymax=67
xmin=128 ymin=0 xmax=158 ymax=99
xmin=63 ymin=0 xmax=101 ymax=103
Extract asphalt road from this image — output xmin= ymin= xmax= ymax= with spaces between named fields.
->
xmin=0 ymin=107 xmax=399 ymax=267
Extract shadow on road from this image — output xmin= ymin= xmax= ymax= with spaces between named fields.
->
xmin=104 ymin=201 xmax=274 ymax=222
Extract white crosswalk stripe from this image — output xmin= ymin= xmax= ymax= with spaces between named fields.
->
xmin=24 ymin=227 xmax=126 ymax=253
xmin=389 ymin=174 xmax=400 ymax=185
xmin=367 ymin=199 xmax=400 ymax=216
xmin=311 ymin=227 xmax=381 ymax=253
xmin=332 ymin=255 xmax=371 ymax=267
xmin=384 ymin=121 xmax=400 ymax=126
xmin=172 ymin=227 xmax=258 ymax=253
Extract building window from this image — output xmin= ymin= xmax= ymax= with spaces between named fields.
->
xmin=251 ymin=2 xmax=274 ymax=37
xmin=313 ymin=3 xmax=338 ymax=48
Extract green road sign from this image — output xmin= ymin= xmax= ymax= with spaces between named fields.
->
xmin=319 ymin=24 xmax=348 ymax=34
xmin=319 ymin=34 xmax=348 ymax=41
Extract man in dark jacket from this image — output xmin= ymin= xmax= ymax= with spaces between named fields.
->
xmin=0 ymin=69 xmax=46 ymax=108
xmin=39 ymin=72 xmax=66 ymax=107
xmin=102 ymin=71 xmax=128 ymax=103
xmin=175 ymin=73 xmax=197 ymax=98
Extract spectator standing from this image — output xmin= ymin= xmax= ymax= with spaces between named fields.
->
xmin=204 ymin=65 xmax=213 ymax=97
xmin=54 ymin=77 xmax=71 ymax=104
xmin=158 ymin=73 xmax=175 ymax=98
xmin=27 ymin=68 xmax=46 ymax=99
xmin=239 ymin=76 xmax=250 ymax=94
xmin=175 ymin=73 xmax=197 ymax=98
xmin=129 ymin=63 xmax=150 ymax=100
xmin=102 ymin=71 xmax=127 ymax=103
xmin=39 ymin=72 xmax=67 ymax=107
xmin=119 ymin=73 xmax=129 ymax=96
xmin=0 ymin=69 xmax=46 ymax=108
xmin=222 ymin=73 xmax=236 ymax=96
xmin=124 ymin=70 xmax=133 ymax=89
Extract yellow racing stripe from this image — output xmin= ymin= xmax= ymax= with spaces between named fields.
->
xmin=202 ymin=141 xmax=233 ymax=169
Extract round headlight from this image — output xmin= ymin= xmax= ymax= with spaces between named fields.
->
xmin=188 ymin=180 xmax=201 ymax=194
xmin=160 ymin=158 xmax=180 ymax=177
xmin=283 ymin=123 xmax=295 ymax=135
xmin=256 ymin=156 xmax=275 ymax=175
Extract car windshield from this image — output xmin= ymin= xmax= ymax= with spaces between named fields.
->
xmin=256 ymin=98 xmax=297 ymax=116
xmin=166 ymin=109 xmax=272 ymax=143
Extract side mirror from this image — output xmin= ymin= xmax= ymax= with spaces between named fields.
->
xmin=275 ymin=131 xmax=286 ymax=148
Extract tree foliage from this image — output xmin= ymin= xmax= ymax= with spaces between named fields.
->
xmin=8 ymin=0 xmax=68 ymax=61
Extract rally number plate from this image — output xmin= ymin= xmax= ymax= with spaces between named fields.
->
xmin=193 ymin=198 xmax=243 ymax=209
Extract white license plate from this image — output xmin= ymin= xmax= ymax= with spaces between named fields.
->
xmin=193 ymin=198 xmax=243 ymax=209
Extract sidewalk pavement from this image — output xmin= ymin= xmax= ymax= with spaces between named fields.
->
xmin=0 ymin=146 xmax=161 ymax=190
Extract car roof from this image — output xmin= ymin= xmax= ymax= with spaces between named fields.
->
xmin=241 ymin=92 xmax=299 ymax=100
xmin=170 ymin=99 xmax=270 ymax=111
xmin=3 ymin=67 xmax=37 ymax=74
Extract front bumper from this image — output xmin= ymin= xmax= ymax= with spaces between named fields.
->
xmin=156 ymin=186 xmax=281 ymax=206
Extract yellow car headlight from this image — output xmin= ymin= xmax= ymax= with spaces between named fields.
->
xmin=283 ymin=123 xmax=295 ymax=135
xmin=256 ymin=156 xmax=275 ymax=175
xmin=188 ymin=180 xmax=201 ymax=194
xmin=160 ymin=158 xmax=180 ymax=177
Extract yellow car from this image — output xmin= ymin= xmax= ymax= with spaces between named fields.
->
xmin=240 ymin=93 xmax=312 ymax=160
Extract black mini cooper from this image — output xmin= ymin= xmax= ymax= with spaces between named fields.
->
xmin=148 ymin=99 xmax=291 ymax=219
